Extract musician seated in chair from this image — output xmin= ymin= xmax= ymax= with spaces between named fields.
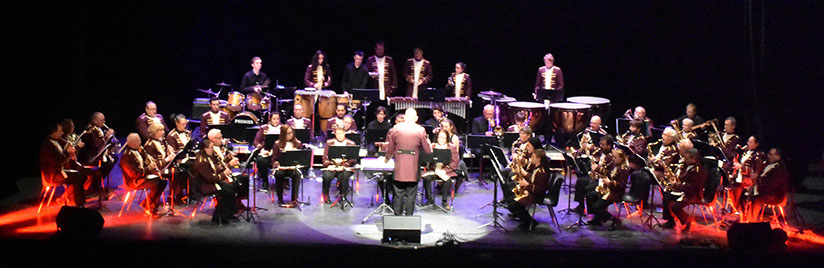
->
xmin=120 ymin=133 xmax=168 ymax=218
xmin=506 ymin=111 xmax=527 ymax=133
xmin=254 ymin=112 xmax=282 ymax=191
xmin=326 ymin=104 xmax=358 ymax=133
xmin=573 ymin=134 xmax=615 ymax=214
xmin=501 ymin=137 xmax=541 ymax=202
xmin=144 ymin=123 xmax=178 ymax=202
xmin=505 ymin=149 xmax=551 ymax=230
xmin=78 ymin=112 xmax=118 ymax=195
xmin=424 ymin=105 xmax=445 ymax=132
xmin=286 ymin=104 xmax=312 ymax=130
xmin=192 ymin=139 xmax=238 ymax=223
xmin=629 ymin=127 xmax=680 ymax=207
xmin=166 ymin=114 xmax=194 ymax=198
xmin=271 ymin=125 xmax=304 ymax=206
xmin=471 ymin=104 xmax=497 ymax=136
xmin=200 ymin=97 xmax=231 ymax=138
xmin=207 ymin=129 xmax=249 ymax=203
xmin=40 ymin=121 xmax=87 ymax=207
xmin=662 ymin=148 xmax=707 ymax=231
xmin=321 ymin=124 xmax=358 ymax=204
xmin=749 ymin=147 xmax=789 ymax=221
xmin=681 ymin=118 xmax=697 ymax=140
xmin=585 ymin=149 xmax=630 ymax=230
xmin=731 ymin=135 xmax=766 ymax=215
xmin=421 ymin=130 xmax=460 ymax=209
xmin=366 ymin=106 xmax=392 ymax=157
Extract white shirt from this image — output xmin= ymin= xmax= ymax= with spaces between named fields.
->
xmin=377 ymin=57 xmax=386 ymax=100
xmin=413 ymin=60 xmax=424 ymax=98
xmin=454 ymin=73 xmax=465 ymax=98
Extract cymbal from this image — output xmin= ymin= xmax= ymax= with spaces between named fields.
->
xmin=196 ymin=88 xmax=218 ymax=95
xmin=479 ymin=90 xmax=502 ymax=96
xmin=216 ymin=82 xmax=231 ymax=87
xmin=243 ymin=85 xmax=269 ymax=90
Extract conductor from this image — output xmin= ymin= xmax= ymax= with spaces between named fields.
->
xmin=384 ymin=108 xmax=433 ymax=216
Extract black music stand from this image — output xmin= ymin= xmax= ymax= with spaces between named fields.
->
xmin=278 ymin=149 xmax=313 ymax=210
xmin=345 ymin=133 xmax=362 ymax=146
xmin=353 ymin=89 xmax=380 ymax=132
xmin=476 ymin=144 xmax=508 ymax=231
xmin=264 ymin=134 xmax=279 ymax=149
xmin=162 ymin=139 xmax=197 ymax=218
xmin=419 ymin=87 xmax=445 ymax=102
xmin=208 ymin=124 xmax=232 ymax=139
xmin=418 ymin=148 xmax=453 ymax=213
xmin=535 ymin=89 xmax=564 ymax=103
xmin=293 ymin=128 xmax=311 ymax=145
xmin=365 ymin=128 xmax=389 ymax=157
xmin=326 ymin=145 xmax=361 ymax=210
xmin=467 ymin=135 xmax=500 ymax=190
xmin=501 ymin=133 xmax=520 ymax=152
xmin=239 ymin=147 xmax=263 ymax=222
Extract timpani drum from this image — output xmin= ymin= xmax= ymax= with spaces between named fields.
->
xmin=494 ymin=96 xmax=515 ymax=128
xmin=567 ymin=96 xmax=611 ymax=121
xmin=294 ymin=90 xmax=317 ymax=118
xmin=227 ymin=91 xmax=245 ymax=112
xmin=317 ymin=91 xmax=337 ymax=118
xmin=245 ymin=92 xmax=263 ymax=111
xmin=508 ymin=101 xmax=546 ymax=130
xmin=549 ymin=102 xmax=592 ymax=134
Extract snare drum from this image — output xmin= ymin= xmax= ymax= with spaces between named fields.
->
xmin=317 ymin=91 xmax=337 ymax=118
xmin=508 ymin=101 xmax=546 ymax=130
xmin=294 ymin=90 xmax=317 ymax=117
xmin=567 ymin=96 xmax=611 ymax=121
xmin=227 ymin=91 xmax=245 ymax=112
xmin=246 ymin=92 xmax=263 ymax=111
xmin=549 ymin=102 xmax=592 ymax=133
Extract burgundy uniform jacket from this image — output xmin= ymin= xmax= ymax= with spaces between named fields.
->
xmin=385 ymin=122 xmax=433 ymax=182
xmin=136 ymin=113 xmax=169 ymax=141
xmin=366 ymin=55 xmax=398 ymax=97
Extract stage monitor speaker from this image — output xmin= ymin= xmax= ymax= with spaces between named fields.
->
xmin=382 ymin=215 xmax=421 ymax=243
xmin=56 ymin=206 xmax=104 ymax=240
xmin=727 ymin=222 xmax=786 ymax=253
xmin=192 ymin=98 xmax=212 ymax=119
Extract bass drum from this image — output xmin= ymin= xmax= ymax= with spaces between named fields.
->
xmin=508 ymin=101 xmax=546 ymax=130
xmin=294 ymin=90 xmax=317 ymax=118
xmin=220 ymin=107 xmax=237 ymax=120
xmin=233 ymin=111 xmax=260 ymax=125
xmin=246 ymin=92 xmax=263 ymax=111
xmin=317 ymin=90 xmax=337 ymax=118
xmin=227 ymin=91 xmax=245 ymax=112
xmin=567 ymin=96 xmax=610 ymax=121
xmin=549 ymin=102 xmax=591 ymax=134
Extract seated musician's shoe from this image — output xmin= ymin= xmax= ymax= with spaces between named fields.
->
xmin=586 ymin=218 xmax=603 ymax=227
xmin=681 ymin=218 xmax=694 ymax=232
xmin=662 ymin=220 xmax=676 ymax=229
xmin=425 ymin=199 xmax=435 ymax=206
xmin=608 ymin=217 xmax=622 ymax=231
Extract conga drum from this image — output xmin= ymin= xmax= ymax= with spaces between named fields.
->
xmin=549 ymin=102 xmax=592 ymax=134
xmin=294 ymin=90 xmax=317 ymax=118
xmin=567 ymin=96 xmax=611 ymax=121
xmin=317 ymin=90 xmax=337 ymax=118
xmin=245 ymin=92 xmax=263 ymax=111
xmin=508 ymin=101 xmax=546 ymax=130
xmin=226 ymin=91 xmax=245 ymax=112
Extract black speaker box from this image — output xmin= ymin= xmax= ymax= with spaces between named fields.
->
xmin=727 ymin=222 xmax=772 ymax=252
xmin=382 ymin=215 xmax=421 ymax=243
xmin=56 ymin=206 xmax=104 ymax=240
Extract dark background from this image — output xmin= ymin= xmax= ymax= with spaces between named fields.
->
xmin=13 ymin=0 xmax=823 ymax=182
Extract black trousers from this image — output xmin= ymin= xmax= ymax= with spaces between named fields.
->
xmin=507 ymin=201 xmax=534 ymax=223
xmin=212 ymin=180 xmax=237 ymax=221
xmin=52 ymin=170 xmax=87 ymax=207
xmin=254 ymin=155 xmax=272 ymax=189
xmin=135 ymin=178 xmax=168 ymax=213
xmin=575 ymin=176 xmax=598 ymax=203
xmin=86 ymin=157 xmax=117 ymax=193
xmin=233 ymin=174 xmax=249 ymax=200
xmin=422 ymin=175 xmax=454 ymax=204
xmin=322 ymin=170 xmax=353 ymax=200
xmin=393 ymin=181 xmax=418 ymax=216
xmin=585 ymin=191 xmax=614 ymax=222
xmin=274 ymin=169 xmax=300 ymax=203
xmin=663 ymin=192 xmax=690 ymax=223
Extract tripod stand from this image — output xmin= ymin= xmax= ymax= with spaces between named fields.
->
xmin=162 ymin=166 xmax=190 ymax=219
xmin=241 ymin=161 xmax=268 ymax=222
xmin=476 ymin=144 xmax=508 ymax=231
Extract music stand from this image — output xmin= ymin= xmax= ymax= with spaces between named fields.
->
xmin=326 ymin=145 xmax=361 ymax=210
xmin=293 ymin=128 xmax=311 ymax=145
xmin=162 ymin=139 xmax=197 ymax=218
xmin=361 ymin=157 xmax=395 ymax=223
xmin=278 ymin=149 xmax=313 ymax=210
xmin=467 ymin=135 xmax=498 ymax=189
xmin=535 ymin=89 xmax=564 ymax=103
xmin=476 ymin=144 xmax=508 ymax=231
xmin=238 ymin=148 xmax=263 ymax=222
xmin=264 ymin=134 xmax=279 ymax=150
xmin=345 ymin=133 xmax=362 ymax=146
xmin=353 ymin=89 xmax=380 ymax=132
xmin=419 ymin=148 xmax=453 ymax=213
xmin=501 ymin=133 xmax=519 ymax=152
xmin=615 ymin=118 xmax=652 ymax=137
xmin=419 ymin=87 xmax=445 ymax=102
xmin=208 ymin=124 xmax=232 ymax=140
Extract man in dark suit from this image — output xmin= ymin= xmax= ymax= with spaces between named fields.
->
xmin=471 ymin=104 xmax=497 ymax=136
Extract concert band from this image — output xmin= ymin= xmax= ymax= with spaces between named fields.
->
xmin=39 ymin=48 xmax=791 ymax=234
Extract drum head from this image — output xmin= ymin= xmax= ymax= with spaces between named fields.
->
xmin=567 ymin=96 xmax=610 ymax=105
xmin=509 ymin=101 xmax=546 ymax=109
xmin=549 ymin=102 xmax=591 ymax=110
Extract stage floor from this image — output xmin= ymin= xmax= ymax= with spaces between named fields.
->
xmin=3 ymin=164 xmax=824 ymax=264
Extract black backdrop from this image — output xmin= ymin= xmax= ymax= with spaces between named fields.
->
xmin=15 ymin=0 xmax=823 ymax=181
